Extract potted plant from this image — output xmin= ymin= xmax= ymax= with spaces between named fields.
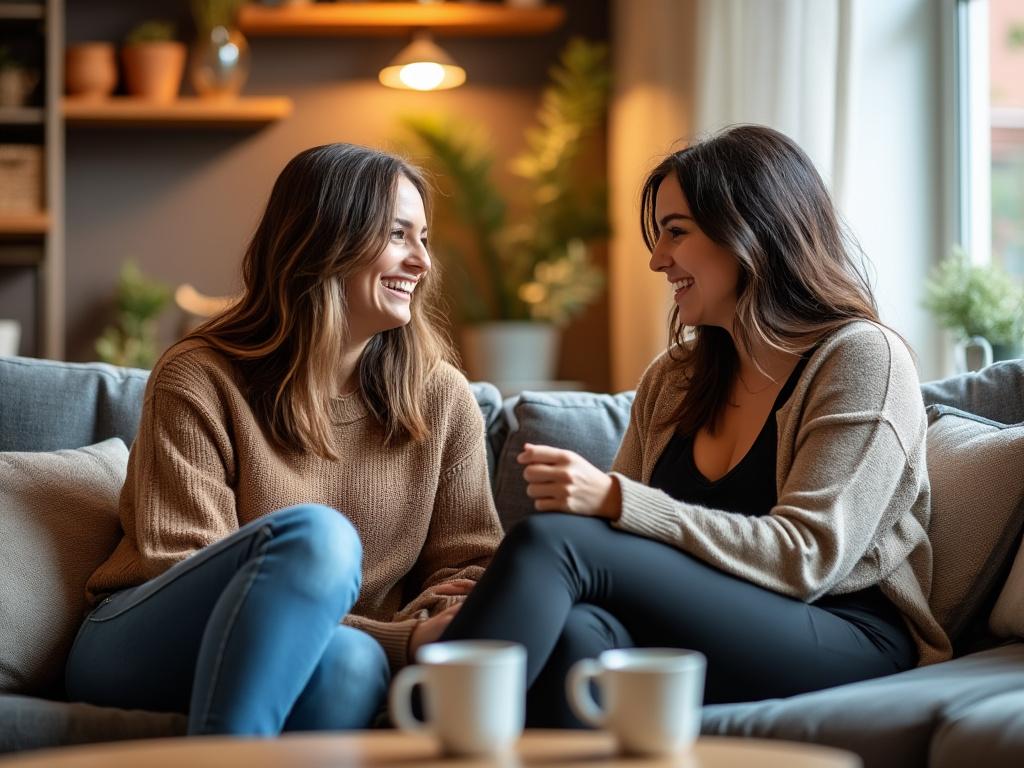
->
xmin=189 ymin=0 xmax=250 ymax=98
xmin=65 ymin=42 xmax=118 ymax=100
xmin=923 ymin=247 xmax=1024 ymax=370
xmin=95 ymin=262 xmax=172 ymax=369
xmin=402 ymin=38 xmax=610 ymax=384
xmin=122 ymin=20 xmax=186 ymax=103
xmin=0 ymin=46 xmax=38 ymax=108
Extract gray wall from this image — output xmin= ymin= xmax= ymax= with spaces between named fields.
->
xmin=60 ymin=0 xmax=611 ymax=389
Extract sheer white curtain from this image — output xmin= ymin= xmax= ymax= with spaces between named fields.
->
xmin=694 ymin=0 xmax=855 ymax=204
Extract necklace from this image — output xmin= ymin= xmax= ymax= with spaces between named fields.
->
xmin=736 ymin=372 xmax=778 ymax=395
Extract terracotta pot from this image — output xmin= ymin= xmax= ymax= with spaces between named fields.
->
xmin=122 ymin=42 xmax=186 ymax=102
xmin=65 ymin=42 xmax=117 ymax=99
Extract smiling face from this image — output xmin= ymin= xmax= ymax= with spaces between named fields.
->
xmin=345 ymin=174 xmax=431 ymax=344
xmin=649 ymin=173 xmax=741 ymax=330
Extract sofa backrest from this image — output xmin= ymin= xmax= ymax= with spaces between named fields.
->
xmin=4 ymin=353 xmax=1022 ymax=470
xmin=0 ymin=355 xmax=507 ymax=471
xmin=0 ymin=357 xmax=148 ymax=453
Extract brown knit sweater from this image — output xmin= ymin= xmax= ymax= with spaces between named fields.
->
xmin=86 ymin=339 xmax=504 ymax=670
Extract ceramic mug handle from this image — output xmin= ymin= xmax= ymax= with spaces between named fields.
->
xmin=388 ymin=665 xmax=431 ymax=734
xmin=566 ymin=658 xmax=606 ymax=727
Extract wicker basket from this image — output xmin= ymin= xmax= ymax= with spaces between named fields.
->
xmin=0 ymin=144 xmax=43 ymax=213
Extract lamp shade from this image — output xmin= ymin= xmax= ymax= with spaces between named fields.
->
xmin=379 ymin=31 xmax=466 ymax=91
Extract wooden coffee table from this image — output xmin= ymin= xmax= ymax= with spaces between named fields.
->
xmin=0 ymin=730 xmax=860 ymax=767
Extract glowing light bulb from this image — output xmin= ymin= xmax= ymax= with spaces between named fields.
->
xmin=398 ymin=62 xmax=446 ymax=91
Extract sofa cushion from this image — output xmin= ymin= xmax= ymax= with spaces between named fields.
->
xmin=701 ymin=643 xmax=1024 ymax=768
xmin=0 ymin=357 xmax=147 ymax=453
xmin=469 ymin=382 xmax=503 ymax=481
xmin=920 ymin=359 xmax=1024 ymax=426
xmin=923 ymin=406 xmax=1024 ymax=644
xmin=0 ymin=693 xmax=185 ymax=753
xmin=0 ymin=439 xmax=128 ymax=695
xmin=929 ymin=689 xmax=1024 ymax=768
xmin=491 ymin=391 xmax=635 ymax=530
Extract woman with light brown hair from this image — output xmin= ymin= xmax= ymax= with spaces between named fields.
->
xmin=442 ymin=124 xmax=951 ymax=725
xmin=65 ymin=144 xmax=503 ymax=735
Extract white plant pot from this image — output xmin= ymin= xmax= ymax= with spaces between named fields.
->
xmin=461 ymin=321 xmax=559 ymax=384
xmin=0 ymin=319 xmax=21 ymax=357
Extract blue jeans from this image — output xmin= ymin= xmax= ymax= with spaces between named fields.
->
xmin=65 ymin=504 xmax=389 ymax=735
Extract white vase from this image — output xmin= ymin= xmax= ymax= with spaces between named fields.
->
xmin=0 ymin=319 xmax=21 ymax=357
xmin=461 ymin=321 xmax=559 ymax=385
xmin=954 ymin=335 xmax=993 ymax=373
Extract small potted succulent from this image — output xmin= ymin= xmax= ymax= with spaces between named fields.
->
xmin=122 ymin=20 xmax=186 ymax=102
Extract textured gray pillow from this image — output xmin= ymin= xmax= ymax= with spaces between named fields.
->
xmin=924 ymin=406 xmax=1024 ymax=642
xmin=492 ymin=391 xmax=634 ymax=531
xmin=0 ymin=439 xmax=127 ymax=694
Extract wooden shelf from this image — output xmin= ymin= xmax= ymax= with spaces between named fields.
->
xmin=0 ymin=212 xmax=49 ymax=237
xmin=62 ymin=96 xmax=294 ymax=128
xmin=238 ymin=2 xmax=566 ymax=37
xmin=0 ymin=106 xmax=44 ymax=125
xmin=0 ymin=2 xmax=44 ymax=20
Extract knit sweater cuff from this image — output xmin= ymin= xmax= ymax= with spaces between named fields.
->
xmin=610 ymin=472 xmax=684 ymax=545
xmin=343 ymin=615 xmax=420 ymax=672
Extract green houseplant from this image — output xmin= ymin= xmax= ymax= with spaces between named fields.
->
xmin=95 ymin=262 xmax=172 ymax=369
xmin=923 ymin=247 xmax=1024 ymax=366
xmin=401 ymin=38 xmax=610 ymax=383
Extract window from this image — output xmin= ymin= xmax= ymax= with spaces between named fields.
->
xmin=957 ymin=0 xmax=1024 ymax=277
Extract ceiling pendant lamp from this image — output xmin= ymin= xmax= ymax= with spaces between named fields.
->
xmin=379 ymin=31 xmax=466 ymax=91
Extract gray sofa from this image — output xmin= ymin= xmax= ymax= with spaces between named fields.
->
xmin=1 ymin=354 xmax=1022 ymax=767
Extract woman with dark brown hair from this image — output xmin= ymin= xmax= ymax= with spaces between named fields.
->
xmin=442 ymin=125 xmax=951 ymax=725
xmin=65 ymin=144 xmax=503 ymax=734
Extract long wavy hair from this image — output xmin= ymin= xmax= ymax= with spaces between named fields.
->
xmin=639 ymin=124 xmax=885 ymax=436
xmin=187 ymin=143 xmax=453 ymax=457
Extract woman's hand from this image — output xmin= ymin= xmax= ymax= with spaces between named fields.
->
xmin=408 ymin=603 xmax=461 ymax=662
xmin=518 ymin=443 xmax=622 ymax=520
xmin=406 ymin=579 xmax=476 ymax=662
xmin=429 ymin=578 xmax=476 ymax=598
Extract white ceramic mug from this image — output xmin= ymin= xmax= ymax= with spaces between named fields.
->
xmin=567 ymin=648 xmax=706 ymax=756
xmin=389 ymin=640 xmax=526 ymax=756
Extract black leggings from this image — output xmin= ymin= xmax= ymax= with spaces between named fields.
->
xmin=441 ymin=514 xmax=917 ymax=727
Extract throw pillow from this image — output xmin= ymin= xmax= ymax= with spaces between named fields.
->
xmin=492 ymin=391 xmax=634 ymax=531
xmin=924 ymin=406 xmax=1024 ymax=643
xmin=0 ymin=439 xmax=128 ymax=694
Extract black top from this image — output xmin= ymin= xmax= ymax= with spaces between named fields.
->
xmin=649 ymin=355 xmax=809 ymax=515
xmin=648 ymin=354 xmax=913 ymax=659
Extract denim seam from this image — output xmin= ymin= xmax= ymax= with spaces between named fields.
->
xmin=194 ymin=528 xmax=272 ymax=732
